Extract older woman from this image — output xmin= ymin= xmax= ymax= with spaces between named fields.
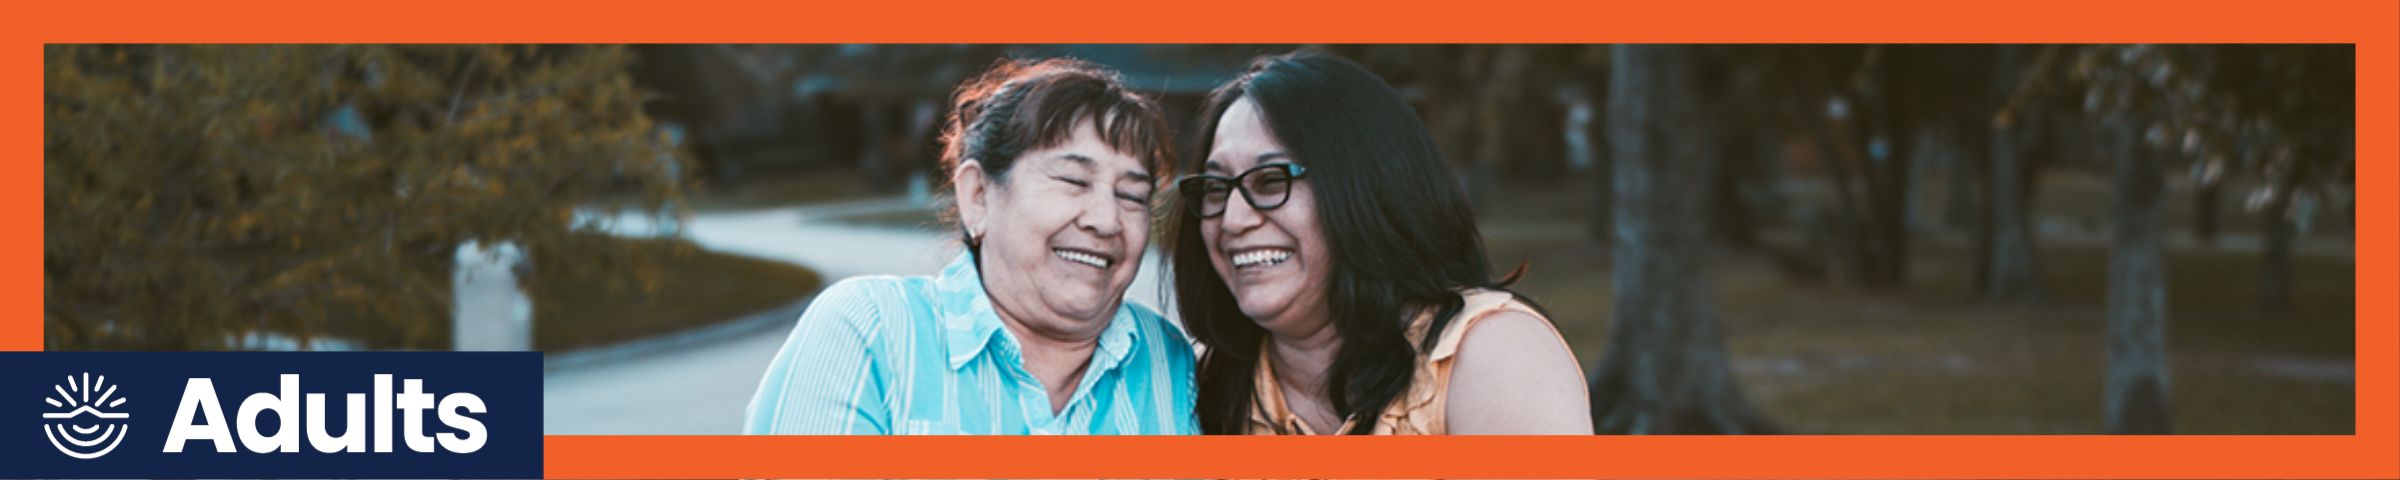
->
xmin=746 ymin=58 xmax=1194 ymax=435
xmin=1169 ymin=52 xmax=1590 ymax=435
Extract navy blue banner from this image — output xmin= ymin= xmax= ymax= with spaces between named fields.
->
xmin=1 ymin=352 xmax=541 ymax=479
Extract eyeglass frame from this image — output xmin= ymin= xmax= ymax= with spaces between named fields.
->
xmin=1176 ymin=162 xmax=1310 ymax=218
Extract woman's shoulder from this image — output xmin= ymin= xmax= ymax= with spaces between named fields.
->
xmin=1425 ymin=288 xmax=1555 ymax=362
xmin=821 ymin=272 xmax=939 ymax=295
xmin=810 ymin=274 xmax=916 ymax=309
xmin=1430 ymin=288 xmax=1593 ymax=434
xmin=797 ymin=274 xmax=948 ymax=332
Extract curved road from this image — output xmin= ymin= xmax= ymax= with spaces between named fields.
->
xmin=541 ymin=198 xmax=1171 ymax=434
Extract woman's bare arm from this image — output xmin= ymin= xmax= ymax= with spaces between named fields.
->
xmin=1445 ymin=310 xmax=1594 ymax=434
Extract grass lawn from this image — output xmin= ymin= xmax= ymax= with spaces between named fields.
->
xmin=289 ymin=235 xmax=821 ymax=353
xmin=1482 ymin=173 xmax=2354 ymax=434
xmin=530 ymin=237 xmax=822 ymax=352
xmin=670 ymin=167 xmax=2356 ymax=433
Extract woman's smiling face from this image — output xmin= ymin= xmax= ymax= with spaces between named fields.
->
xmin=963 ymin=117 xmax=1157 ymax=327
xmin=1199 ymin=96 xmax=1335 ymax=335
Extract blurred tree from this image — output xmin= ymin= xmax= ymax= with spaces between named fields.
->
xmin=1981 ymin=45 xmax=2056 ymax=302
xmin=630 ymin=45 xmax=833 ymax=185
xmin=2053 ymin=45 xmax=2352 ymax=317
xmin=1780 ymin=45 xmax=2060 ymax=298
xmin=2214 ymin=46 xmax=2353 ymax=315
xmin=2076 ymin=46 xmax=2173 ymax=431
xmin=1702 ymin=47 xmax=1788 ymax=252
xmin=1806 ymin=46 xmax=1902 ymax=286
xmin=1570 ymin=45 xmax=1616 ymax=249
xmin=1847 ymin=46 xmax=1918 ymax=287
xmin=839 ymin=45 xmax=1004 ymax=191
xmin=1769 ymin=46 xmax=1919 ymax=287
xmin=1337 ymin=45 xmax=1582 ymax=210
xmin=627 ymin=45 xmax=796 ymax=185
xmin=1586 ymin=45 xmax=1776 ymax=434
xmin=2025 ymin=43 xmax=2351 ymax=433
xmin=1470 ymin=46 xmax=1576 ymax=182
xmin=1702 ymin=47 xmax=1846 ymax=280
xmin=1404 ymin=45 xmax=1494 ymax=206
xmin=2105 ymin=113 xmax=2175 ymax=434
xmin=46 ymin=45 xmax=688 ymax=350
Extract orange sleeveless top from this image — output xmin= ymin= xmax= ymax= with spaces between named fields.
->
xmin=1244 ymin=289 xmax=1575 ymax=435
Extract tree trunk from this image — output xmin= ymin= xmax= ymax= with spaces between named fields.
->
xmin=1947 ymin=126 xmax=1983 ymax=232
xmin=1812 ymin=116 xmax=1868 ymax=283
xmin=1862 ymin=133 xmax=1914 ymax=287
xmin=1585 ymin=81 xmax=1615 ymax=249
xmin=1586 ymin=45 xmax=1775 ymax=434
xmin=2105 ymin=117 xmax=2172 ymax=434
xmin=1807 ymin=48 xmax=1910 ymax=288
xmin=2257 ymin=167 xmax=2301 ymax=315
xmin=1709 ymin=126 xmax=1763 ymax=250
xmin=1858 ymin=58 xmax=1914 ymax=287
xmin=1983 ymin=110 xmax=2046 ymax=301
xmin=2193 ymin=181 xmax=2222 ymax=245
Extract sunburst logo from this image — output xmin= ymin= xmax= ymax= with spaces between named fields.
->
xmin=41 ymin=372 xmax=130 ymax=460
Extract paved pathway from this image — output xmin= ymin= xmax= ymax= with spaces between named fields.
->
xmin=542 ymin=198 xmax=1171 ymax=434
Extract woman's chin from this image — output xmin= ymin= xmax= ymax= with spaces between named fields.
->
xmin=1235 ymin=296 xmax=1294 ymax=327
xmin=1053 ymin=294 xmax=1122 ymax=321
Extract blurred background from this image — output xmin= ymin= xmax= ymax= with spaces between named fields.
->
xmin=44 ymin=45 xmax=2354 ymax=435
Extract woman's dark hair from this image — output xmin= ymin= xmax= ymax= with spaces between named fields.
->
xmin=938 ymin=58 xmax=1173 ymax=260
xmin=1167 ymin=51 xmax=1529 ymax=434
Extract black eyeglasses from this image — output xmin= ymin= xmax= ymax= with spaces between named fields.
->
xmin=1177 ymin=163 xmax=1308 ymax=218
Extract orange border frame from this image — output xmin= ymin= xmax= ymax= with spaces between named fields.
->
xmin=9 ymin=0 xmax=2393 ymax=478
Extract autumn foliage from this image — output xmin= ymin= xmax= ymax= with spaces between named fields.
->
xmin=45 ymin=45 xmax=689 ymax=350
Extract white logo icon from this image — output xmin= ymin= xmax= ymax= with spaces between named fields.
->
xmin=42 ymin=372 xmax=130 ymax=459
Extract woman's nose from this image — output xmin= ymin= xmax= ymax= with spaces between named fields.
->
xmin=1219 ymin=189 xmax=1264 ymax=232
xmin=1077 ymin=193 xmax=1123 ymax=236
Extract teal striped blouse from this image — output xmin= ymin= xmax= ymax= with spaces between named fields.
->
xmin=744 ymin=253 xmax=1198 ymax=435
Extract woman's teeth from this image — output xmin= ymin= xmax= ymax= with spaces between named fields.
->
xmin=1231 ymin=249 xmax=1293 ymax=268
xmin=1055 ymin=249 xmax=1112 ymax=268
